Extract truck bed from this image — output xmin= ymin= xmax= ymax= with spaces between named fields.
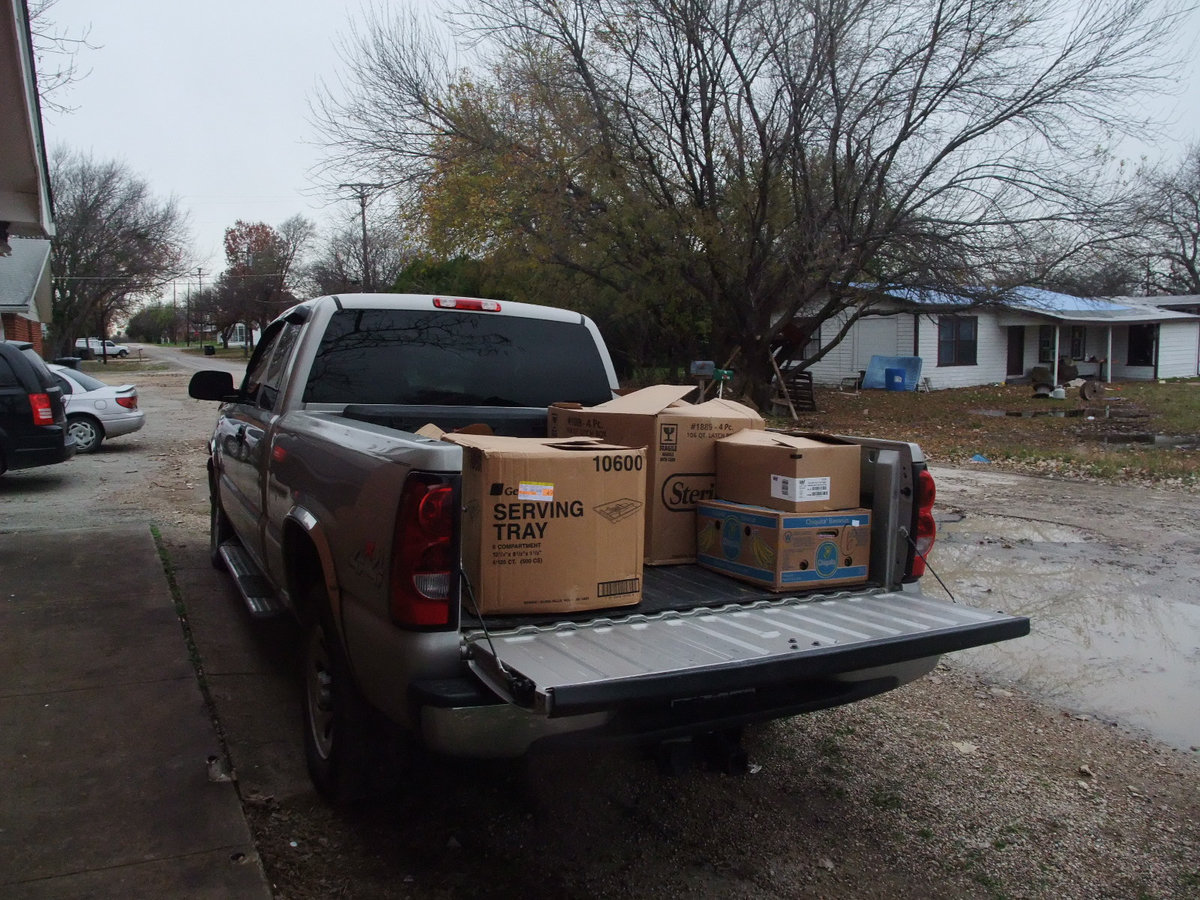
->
xmin=463 ymin=562 xmax=786 ymax=629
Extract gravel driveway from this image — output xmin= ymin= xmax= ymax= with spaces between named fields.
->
xmin=2 ymin=352 xmax=1196 ymax=899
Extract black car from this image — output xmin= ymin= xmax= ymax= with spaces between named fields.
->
xmin=0 ymin=340 xmax=76 ymax=475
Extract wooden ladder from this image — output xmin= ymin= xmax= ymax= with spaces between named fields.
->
xmin=770 ymin=356 xmax=816 ymax=418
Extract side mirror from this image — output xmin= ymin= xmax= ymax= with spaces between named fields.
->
xmin=189 ymin=370 xmax=237 ymax=401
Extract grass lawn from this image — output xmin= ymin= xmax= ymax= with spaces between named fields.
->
xmin=774 ymin=379 xmax=1200 ymax=488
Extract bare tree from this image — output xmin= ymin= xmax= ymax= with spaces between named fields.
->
xmin=1136 ymin=144 xmax=1200 ymax=294
xmin=305 ymin=213 xmax=417 ymax=296
xmin=27 ymin=0 xmax=96 ymax=114
xmin=49 ymin=149 xmax=190 ymax=357
xmin=316 ymin=0 xmax=1186 ymax=401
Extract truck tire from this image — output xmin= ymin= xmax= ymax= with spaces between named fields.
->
xmin=209 ymin=477 xmax=235 ymax=570
xmin=302 ymin=588 xmax=375 ymax=803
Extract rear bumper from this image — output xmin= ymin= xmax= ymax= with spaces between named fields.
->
xmin=8 ymin=431 xmax=76 ymax=470
xmin=414 ymin=656 xmax=941 ymax=757
xmin=102 ymin=411 xmax=145 ymax=439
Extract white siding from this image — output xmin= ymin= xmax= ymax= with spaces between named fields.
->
xmin=916 ymin=313 xmax=1007 ymax=389
xmin=806 ymin=310 xmax=863 ymax=384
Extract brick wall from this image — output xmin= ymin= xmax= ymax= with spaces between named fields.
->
xmin=0 ymin=314 xmax=46 ymax=355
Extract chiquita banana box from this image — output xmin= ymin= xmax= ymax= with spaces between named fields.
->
xmin=695 ymin=500 xmax=871 ymax=591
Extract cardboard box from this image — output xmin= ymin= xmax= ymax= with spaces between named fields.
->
xmin=716 ymin=430 xmax=861 ymax=513
xmin=696 ymin=500 xmax=872 ymax=591
xmin=445 ymin=434 xmax=646 ymax=615
xmin=548 ymin=385 xmax=764 ymax=564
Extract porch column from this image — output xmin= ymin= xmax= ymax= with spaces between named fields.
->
xmin=1106 ymin=327 xmax=1113 ymax=383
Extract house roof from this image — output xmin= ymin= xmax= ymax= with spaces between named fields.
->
xmin=1 ymin=0 xmax=55 ymax=240
xmin=1135 ymin=295 xmax=1200 ymax=311
xmin=878 ymin=285 xmax=1200 ymax=326
xmin=0 ymin=236 xmax=51 ymax=320
xmin=1006 ymin=289 xmax=1200 ymax=324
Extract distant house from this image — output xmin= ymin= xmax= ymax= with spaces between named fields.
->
xmin=800 ymin=287 xmax=1200 ymax=388
xmin=0 ymin=237 xmax=52 ymax=346
xmin=1 ymin=0 xmax=56 ymax=354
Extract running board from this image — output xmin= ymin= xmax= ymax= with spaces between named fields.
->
xmin=217 ymin=542 xmax=286 ymax=618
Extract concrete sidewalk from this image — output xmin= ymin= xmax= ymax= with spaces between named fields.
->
xmin=0 ymin=524 xmax=271 ymax=898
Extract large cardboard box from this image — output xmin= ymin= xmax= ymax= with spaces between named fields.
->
xmin=696 ymin=500 xmax=872 ymax=591
xmin=445 ymin=434 xmax=646 ymax=615
xmin=548 ymin=385 xmax=764 ymax=564
xmin=716 ymin=430 xmax=861 ymax=513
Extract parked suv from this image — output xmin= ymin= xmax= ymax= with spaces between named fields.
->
xmin=0 ymin=341 xmax=76 ymax=475
xmin=74 ymin=337 xmax=130 ymax=358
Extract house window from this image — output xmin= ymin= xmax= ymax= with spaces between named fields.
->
xmin=1070 ymin=326 xmax=1086 ymax=359
xmin=1038 ymin=324 xmax=1056 ymax=363
xmin=937 ymin=316 xmax=977 ymax=367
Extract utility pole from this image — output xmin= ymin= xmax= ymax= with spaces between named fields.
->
xmin=187 ymin=267 xmax=204 ymax=347
xmin=339 ymin=183 xmax=383 ymax=291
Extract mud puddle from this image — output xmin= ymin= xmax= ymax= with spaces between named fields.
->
xmin=925 ymin=512 xmax=1200 ymax=751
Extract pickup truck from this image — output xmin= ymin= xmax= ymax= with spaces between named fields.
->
xmin=74 ymin=337 xmax=130 ymax=358
xmin=188 ymin=293 xmax=1029 ymax=801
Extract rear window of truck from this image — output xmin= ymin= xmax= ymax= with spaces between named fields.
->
xmin=303 ymin=308 xmax=614 ymax=407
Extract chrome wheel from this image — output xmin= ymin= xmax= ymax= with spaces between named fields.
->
xmin=305 ymin=622 xmax=336 ymax=762
xmin=67 ymin=416 xmax=102 ymax=453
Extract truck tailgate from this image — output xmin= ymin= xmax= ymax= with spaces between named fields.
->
xmin=466 ymin=587 xmax=1029 ymax=717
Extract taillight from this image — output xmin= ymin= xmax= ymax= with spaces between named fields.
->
xmin=389 ymin=475 xmax=455 ymax=627
xmin=909 ymin=468 xmax=937 ymax=578
xmin=117 ymin=395 xmax=138 ymax=410
xmin=433 ymin=297 xmax=501 ymax=312
xmin=30 ymin=393 xmax=55 ymax=426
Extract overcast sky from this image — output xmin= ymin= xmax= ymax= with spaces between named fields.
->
xmin=38 ymin=0 xmax=1200 ymax=287
xmin=39 ymin=0 xmax=434 ymax=279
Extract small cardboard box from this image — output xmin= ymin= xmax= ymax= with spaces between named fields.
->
xmin=445 ymin=434 xmax=646 ymax=615
xmin=548 ymin=385 xmax=764 ymax=564
xmin=696 ymin=500 xmax=872 ymax=591
xmin=716 ymin=430 xmax=861 ymax=513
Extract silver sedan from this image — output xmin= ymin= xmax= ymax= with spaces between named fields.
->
xmin=48 ymin=363 xmax=146 ymax=453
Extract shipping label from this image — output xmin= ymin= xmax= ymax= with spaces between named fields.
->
xmin=519 ymin=481 xmax=554 ymax=502
xmin=771 ymin=474 xmax=831 ymax=502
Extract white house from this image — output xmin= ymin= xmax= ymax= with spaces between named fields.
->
xmin=800 ymin=288 xmax=1200 ymax=389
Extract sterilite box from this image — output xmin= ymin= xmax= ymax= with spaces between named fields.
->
xmin=696 ymin=499 xmax=872 ymax=591
xmin=548 ymin=385 xmax=764 ymax=564
xmin=444 ymin=434 xmax=646 ymax=615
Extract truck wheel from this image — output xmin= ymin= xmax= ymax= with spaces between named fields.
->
xmin=302 ymin=596 xmax=374 ymax=803
xmin=209 ymin=479 xmax=234 ymax=569
xmin=67 ymin=415 xmax=103 ymax=453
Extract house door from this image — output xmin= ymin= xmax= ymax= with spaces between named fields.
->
xmin=1007 ymin=326 xmax=1025 ymax=377
xmin=1127 ymin=324 xmax=1157 ymax=367
xmin=854 ymin=317 xmax=899 ymax=370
